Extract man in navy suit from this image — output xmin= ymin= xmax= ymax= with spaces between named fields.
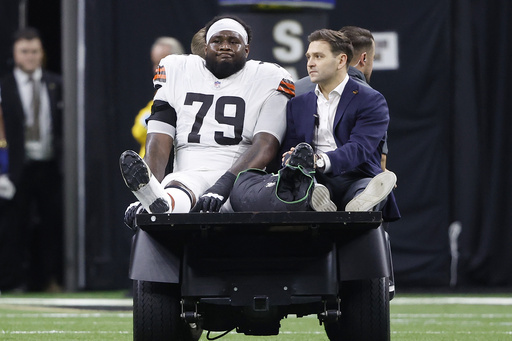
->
xmin=284 ymin=29 xmax=398 ymax=218
xmin=232 ymin=29 xmax=399 ymax=221
xmin=0 ymin=27 xmax=63 ymax=292
xmin=295 ymin=25 xmax=390 ymax=172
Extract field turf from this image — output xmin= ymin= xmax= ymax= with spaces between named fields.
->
xmin=0 ymin=291 xmax=511 ymax=340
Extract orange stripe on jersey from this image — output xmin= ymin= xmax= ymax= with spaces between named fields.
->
xmin=153 ymin=65 xmax=167 ymax=82
xmin=277 ymin=78 xmax=295 ymax=98
xmin=153 ymin=74 xmax=166 ymax=82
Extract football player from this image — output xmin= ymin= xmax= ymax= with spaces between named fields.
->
xmin=120 ymin=15 xmax=295 ymax=226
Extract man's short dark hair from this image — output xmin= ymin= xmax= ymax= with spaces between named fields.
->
xmin=13 ymin=27 xmax=41 ymax=43
xmin=308 ymin=29 xmax=353 ymax=65
xmin=339 ymin=26 xmax=374 ymax=57
xmin=191 ymin=27 xmax=206 ymax=57
xmin=204 ymin=15 xmax=253 ymax=45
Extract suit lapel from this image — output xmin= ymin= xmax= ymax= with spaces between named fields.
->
xmin=334 ymin=78 xmax=359 ymax=129
xmin=303 ymin=92 xmax=317 ymax=143
xmin=42 ymin=72 xmax=55 ymax=112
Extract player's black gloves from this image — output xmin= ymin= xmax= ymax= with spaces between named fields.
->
xmin=191 ymin=171 xmax=237 ymax=213
xmin=124 ymin=201 xmax=146 ymax=230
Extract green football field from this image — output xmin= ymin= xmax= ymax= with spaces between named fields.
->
xmin=0 ymin=291 xmax=511 ymax=340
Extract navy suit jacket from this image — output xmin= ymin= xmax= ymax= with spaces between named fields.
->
xmin=281 ymin=77 xmax=400 ymax=220
xmin=0 ymin=70 xmax=63 ymax=186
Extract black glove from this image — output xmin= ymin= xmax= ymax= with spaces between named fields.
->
xmin=191 ymin=172 xmax=237 ymax=212
xmin=124 ymin=201 xmax=146 ymax=230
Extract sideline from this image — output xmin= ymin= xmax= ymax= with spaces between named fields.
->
xmin=1 ymin=296 xmax=512 ymax=308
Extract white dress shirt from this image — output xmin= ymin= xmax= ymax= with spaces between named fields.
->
xmin=13 ymin=67 xmax=54 ymax=160
xmin=313 ymin=74 xmax=349 ymax=172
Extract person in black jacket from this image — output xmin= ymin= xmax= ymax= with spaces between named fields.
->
xmin=0 ymin=27 xmax=63 ymax=292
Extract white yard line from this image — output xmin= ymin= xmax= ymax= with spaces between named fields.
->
xmin=391 ymin=297 xmax=512 ymax=305
xmin=392 ymin=331 xmax=512 ymax=335
xmin=393 ymin=313 xmax=512 ymax=318
xmin=1 ymin=330 xmax=130 ymax=334
xmin=0 ymin=296 xmax=511 ymax=308
xmin=0 ymin=298 xmax=132 ymax=307
xmin=1 ymin=312 xmax=132 ymax=318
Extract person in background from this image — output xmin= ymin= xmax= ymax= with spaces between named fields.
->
xmin=0 ymin=105 xmax=9 ymax=180
xmin=0 ymin=27 xmax=63 ymax=292
xmin=191 ymin=27 xmax=206 ymax=58
xmin=0 ymin=104 xmax=15 ymax=200
xmin=132 ymin=37 xmax=185 ymax=157
xmin=0 ymin=104 xmax=17 ymax=291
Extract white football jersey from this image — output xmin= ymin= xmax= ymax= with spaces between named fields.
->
xmin=150 ymin=54 xmax=294 ymax=172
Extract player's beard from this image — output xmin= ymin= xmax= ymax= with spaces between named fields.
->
xmin=205 ymin=54 xmax=246 ymax=79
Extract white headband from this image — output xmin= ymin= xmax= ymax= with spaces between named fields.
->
xmin=206 ymin=18 xmax=249 ymax=45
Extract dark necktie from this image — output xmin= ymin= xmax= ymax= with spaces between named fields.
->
xmin=27 ymin=75 xmax=40 ymax=141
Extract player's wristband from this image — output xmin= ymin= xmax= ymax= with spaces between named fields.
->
xmin=216 ymin=171 xmax=237 ymax=192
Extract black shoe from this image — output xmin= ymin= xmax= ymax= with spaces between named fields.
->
xmin=119 ymin=150 xmax=170 ymax=214
xmin=288 ymin=142 xmax=315 ymax=173
xmin=119 ymin=150 xmax=151 ymax=191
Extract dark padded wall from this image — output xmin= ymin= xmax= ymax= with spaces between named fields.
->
xmin=0 ymin=1 xmax=18 ymax=77
xmin=453 ymin=0 xmax=512 ymax=287
xmin=329 ymin=2 xmax=454 ymax=286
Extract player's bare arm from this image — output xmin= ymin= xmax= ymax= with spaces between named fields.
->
xmin=144 ymin=132 xmax=173 ymax=182
xmin=191 ymin=132 xmax=280 ymax=213
xmin=228 ymin=132 xmax=280 ymax=176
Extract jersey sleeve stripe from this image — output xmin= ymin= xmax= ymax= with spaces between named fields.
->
xmin=153 ymin=65 xmax=167 ymax=82
xmin=277 ymin=78 xmax=295 ymax=98
xmin=147 ymin=120 xmax=176 ymax=138
xmin=148 ymin=100 xmax=177 ymax=127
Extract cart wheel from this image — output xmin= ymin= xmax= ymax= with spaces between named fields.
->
xmin=133 ymin=280 xmax=202 ymax=341
xmin=325 ymin=277 xmax=390 ymax=341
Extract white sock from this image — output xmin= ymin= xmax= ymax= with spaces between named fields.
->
xmin=132 ymin=175 xmax=173 ymax=213
xmin=166 ymin=187 xmax=192 ymax=213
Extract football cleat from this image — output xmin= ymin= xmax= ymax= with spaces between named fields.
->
xmin=119 ymin=150 xmax=171 ymax=213
xmin=120 ymin=150 xmax=151 ymax=191
xmin=288 ymin=142 xmax=315 ymax=173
